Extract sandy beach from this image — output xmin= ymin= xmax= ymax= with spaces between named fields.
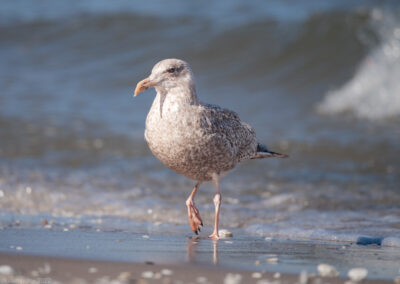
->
xmin=1 ymin=224 xmax=399 ymax=283
xmin=1 ymin=251 xmax=396 ymax=284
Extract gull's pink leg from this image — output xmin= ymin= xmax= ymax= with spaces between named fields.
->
xmin=186 ymin=182 xmax=203 ymax=234
xmin=209 ymin=174 xmax=221 ymax=240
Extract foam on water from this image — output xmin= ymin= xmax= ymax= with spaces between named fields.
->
xmin=246 ymin=210 xmax=400 ymax=248
xmin=318 ymin=8 xmax=400 ymax=120
xmin=1 ymin=158 xmax=399 ymax=247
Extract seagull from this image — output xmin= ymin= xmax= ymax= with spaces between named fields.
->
xmin=134 ymin=59 xmax=288 ymax=239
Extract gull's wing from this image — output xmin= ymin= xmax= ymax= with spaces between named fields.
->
xmin=199 ymin=103 xmax=258 ymax=162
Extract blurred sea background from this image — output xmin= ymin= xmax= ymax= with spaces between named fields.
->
xmin=0 ymin=0 xmax=400 ymax=249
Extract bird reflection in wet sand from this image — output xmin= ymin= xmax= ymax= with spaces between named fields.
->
xmin=134 ymin=59 xmax=288 ymax=239
xmin=187 ymin=237 xmax=219 ymax=265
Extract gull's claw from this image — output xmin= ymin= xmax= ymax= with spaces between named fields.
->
xmin=187 ymin=200 xmax=203 ymax=234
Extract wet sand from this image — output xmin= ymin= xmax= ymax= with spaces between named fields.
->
xmin=0 ymin=225 xmax=399 ymax=283
xmin=0 ymin=252 xmax=394 ymax=284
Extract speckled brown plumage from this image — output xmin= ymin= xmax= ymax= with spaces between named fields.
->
xmin=135 ymin=58 xmax=287 ymax=239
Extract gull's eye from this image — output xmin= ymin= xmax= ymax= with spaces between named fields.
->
xmin=167 ymin=67 xmax=176 ymax=73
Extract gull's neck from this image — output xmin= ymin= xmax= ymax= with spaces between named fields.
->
xmin=163 ymin=84 xmax=199 ymax=106
xmin=154 ymin=80 xmax=199 ymax=118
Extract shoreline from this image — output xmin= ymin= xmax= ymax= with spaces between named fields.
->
xmin=0 ymin=252 xmax=393 ymax=284
xmin=1 ymin=225 xmax=399 ymax=282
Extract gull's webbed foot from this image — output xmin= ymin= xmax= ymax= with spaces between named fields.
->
xmin=186 ymin=199 xmax=203 ymax=234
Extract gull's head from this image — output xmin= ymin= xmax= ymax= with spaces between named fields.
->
xmin=134 ymin=58 xmax=195 ymax=97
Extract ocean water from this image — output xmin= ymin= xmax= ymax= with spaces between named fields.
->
xmin=0 ymin=0 xmax=400 ymax=253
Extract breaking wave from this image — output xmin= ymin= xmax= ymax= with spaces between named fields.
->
xmin=318 ymin=8 xmax=400 ymax=120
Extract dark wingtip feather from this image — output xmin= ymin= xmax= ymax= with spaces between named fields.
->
xmin=252 ymin=143 xmax=289 ymax=159
xmin=268 ymin=151 xmax=289 ymax=158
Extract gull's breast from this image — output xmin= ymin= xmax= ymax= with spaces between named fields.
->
xmin=145 ymin=108 xmax=235 ymax=181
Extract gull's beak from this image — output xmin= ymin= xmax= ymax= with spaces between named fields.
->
xmin=134 ymin=77 xmax=155 ymax=97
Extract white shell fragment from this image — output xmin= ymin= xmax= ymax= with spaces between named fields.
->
xmin=141 ymin=271 xmax=154 ymax=279
xmin=266 ymin=257 xmax=278 ymax=264
xmin=299 ymin=270 xmax=309 ymax=284
xmin=348 ymin=268 xmax=368 ymax=282
xmin=38 ymin=262 xmax=51 ymax=274
xmin=219 ymin=229 xmax=233 ymax=238
xmin=161 ymin=269 xmax=173 ymax=276
xmin=224 ymin=273 xmax=242 ymax=284
xmin=251 ymin=272 xmax=262 ymax=278
xmin=196 ymin=276 xmax=208 ymax=283
xmin=0 ymin=265 xmax=14 ymax=276
xmin=317 ymin=264 xmax=338 ymax=277
xmin=118 ymin=271 xmax=133 ymax=282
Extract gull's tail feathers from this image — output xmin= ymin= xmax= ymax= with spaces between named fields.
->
xmin=251 ymin=143 xmax=289 ymax=159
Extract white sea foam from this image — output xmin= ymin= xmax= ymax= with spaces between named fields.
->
xmin=318 ymin=8 xmax=400 ymax=120
xmin=245 ymin=209 xmax=400 ymax=248
xmin=381 ymin=237 xmax=400 ymax=247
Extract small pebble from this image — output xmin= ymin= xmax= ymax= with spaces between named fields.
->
xmin=255 ymin=280 xmax=272 ymax=284
xmin=348 ymin=268 xmax=368 ymax=282
xmin=38 ymin=262 xmax=51 ymax=274
xmin=88 ymin=267 xmax=98 ymax=274
xmin=16 ymin=246 xmax=23 ymax=251
xmin=317 ymin=264 xmax=338 ymax=277
xmin=0 ymin=265 xmax=14 ymax=276
xmin=161 ymin=269 xmax=173 ymax=276
xmin=299 ymin=270 xmax=309 ymax=284
xmin=63 ymin=228 xmax=69 ymax=232
xmin=141 ymin=271 xmax=154 ymax=279
xmin=274 ymin=272 xmax=281 ymax=279
xmin=266 ymin=257 xmax=278 ymax=264
xmin=251 ymin=272 xmax=262 ymax=279
xmin=117 ymin=272 xmax=132 ymax=282
xmin=314 ymin=278 xmax=323 ymax=284
xmin=145 ymin=261 xmax=154 ymax=265
xmin=219 ymin=229 xmax=233 ymax=238
xmin=196 ymin=276 xmax=208 ymax=283
xmin=224 ymin=273 xmax=242 ymax=284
